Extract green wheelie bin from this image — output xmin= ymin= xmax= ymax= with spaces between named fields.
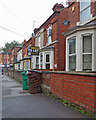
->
xmin=21 ymin=71 xmax=29 ymax=90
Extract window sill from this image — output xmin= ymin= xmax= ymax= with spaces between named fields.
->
xmin=41 ymin=40 xmax=58 ymax=49
xmin=79 ymin=16 xmax=96 ymax=26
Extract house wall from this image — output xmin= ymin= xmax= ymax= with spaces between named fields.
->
xmin=44 ymin=13 xmax=58 ymax=46
xmin=0 ymin=54 xmax=4 ymax=65
xmin=17 ymin=49 xmax=22 ymax=61
xmin=12 ymin=47 xmax=21 ymax=63
xmin=91 ymin=1 xmax=96 ymax=17
xmin=0 ymin=52 xmax=12 ymax=66
xmin=68 ymin=2 xmax=80 ymax=29
xmin=42 ymin=10 xmax=68 ymax=71
xmin=35 ymin=28 xmax=44 ymax=48
xmin=22 ymin=37 xmax=35 ymax=58
xmin=59 ymin=8 xmax=68 ymax=71
xmin=67 ymin=1 xmax=96 ymax=29
xmin=94 ymin=28 xmax=96 ymax=70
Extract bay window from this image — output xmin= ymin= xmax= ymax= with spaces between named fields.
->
xmin=69 ymin=38 xmax=76 ymax=71
xmin=82 ymin=35 xmax=92 ymax=71
xmin=40 ymin=54 xmax=43 ymax=69
xmin=45 ymin=53 xmax=50 ymax=69
xmin=36 ymin=57 xmax=39 ymax=69
xmin=26 ymin=61 xmax=29 ymax=70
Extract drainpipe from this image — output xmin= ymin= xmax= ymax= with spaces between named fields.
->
xmin=57 ymin=11 xmax=60 ymax=70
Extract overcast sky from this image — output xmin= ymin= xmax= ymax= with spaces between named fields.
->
xmin=0 ymin=0 xmax=67 ymax=48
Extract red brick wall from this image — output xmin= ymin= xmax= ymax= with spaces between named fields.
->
xmin=43 ymin=12 xmax=60 ymax=70
xmin=68 ymin=2 xmax=80 ymax=30
xmin=22 ymin=37 xmax=35 ymax=58
xmin=43 ymin=9 xmax=68 ymax=71
xmin=42 ymin=72 xmax=51 ymax=86
xmin=41 ymin=72 xmax=96 ymax=113
xmin=9 ymin=54 xmax=12 ymax=64
xmin=12 ymin=47 xmax=21 ymax=63
xmin=67 ymin=1 xmax=96 ymax=29
xmin=59 ymin=9 xmax=68 ymax=71
xmin=0 ymin=53 xmax=12 ymax=65
xmin=27 ymin=72 xmax=41 ymax=94
xmin=0 ymin=54 xmax=4 ymax=64
xmin=91 ymin=1 xmax=96 ymax=17
xmin=44 ymin=13 xmax=58 ymax=46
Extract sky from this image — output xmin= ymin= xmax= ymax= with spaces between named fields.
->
xmin=0 ymin=0 xmax=67 ymax=48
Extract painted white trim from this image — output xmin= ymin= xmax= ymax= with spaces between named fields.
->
xmin=66 ymin=28 xmax=95 ymax=71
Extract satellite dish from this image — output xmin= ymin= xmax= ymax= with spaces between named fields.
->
xmin=62 ymin=19 xmax=68 ymax=25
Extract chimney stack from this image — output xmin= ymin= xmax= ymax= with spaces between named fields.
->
xmin=52 ymin=3 xmax=64 ymax=12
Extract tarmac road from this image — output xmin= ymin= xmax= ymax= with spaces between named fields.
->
xmin=1 ymin=71 xmax=92 ymax=119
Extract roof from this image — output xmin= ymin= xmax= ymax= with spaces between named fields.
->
xmin=63 ymin=22 xmax=96 ymax=37
xmin=23 ymin=37 xmax=33 ymax=46
xmin=0 ymin=50 xmax=12 ymax=55
xmin=34 ymin=11 xmax=58 ymax=33
xmin=12 ymin=44 xmax=22 ymax=50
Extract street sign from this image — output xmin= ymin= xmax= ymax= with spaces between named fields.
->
xmin=28 ymin=46 xmax=39 ymax=55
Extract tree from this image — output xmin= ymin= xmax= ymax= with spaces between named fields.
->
xmin=2 ymin=40 xmax=20 ymax=52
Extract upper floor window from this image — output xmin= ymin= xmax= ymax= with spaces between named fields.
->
xmin=80 ymin=0 xmax=91 ymax=23
xmin=38 ymin=36 xmax=41 ymax=48
xmin=47 ymin=26 xmax=52 ymax=44
xmin=69 ymin=38 xmax=76 ymax=71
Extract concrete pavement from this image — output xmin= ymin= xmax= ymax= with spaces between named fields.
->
xmin=1 ymin=71 xmax=92 ymax=119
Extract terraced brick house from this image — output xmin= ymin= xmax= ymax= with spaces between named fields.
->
xmin=34 ymin=3 xmax=68 ymax=71
xmin=64 ymin=0 xmax=96 ymax=71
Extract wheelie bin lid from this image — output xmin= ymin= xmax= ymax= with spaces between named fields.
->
xmin=21 ymin=71 xmax=27 ymax=75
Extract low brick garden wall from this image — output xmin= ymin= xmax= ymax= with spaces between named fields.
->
xmin=49 ymin=72 xmax=96 ymax=113
xmin=8 ymin=70 xmax=23 ymax=83
xmin=8 ymin=70 xmax=14 ymax=78
xmin=27 ymin=71 xmax=42 ymax=94
xmin=31 ymin=71 xmax=96 ymax=113
xmin=8 ymin=69 xmax=96 ymax=114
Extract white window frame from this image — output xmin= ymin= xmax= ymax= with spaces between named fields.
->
xmin=40 ymin=53 xmax=43 ymax=69
xmin=68 ymin=37 xmax=76 ymax=71
xmin=26 ymin=61 xmax=29 ymax=70
xmin=38 ymin=36 xmax=41 ymax=48
xmin=47 ymin=26 xmax=52 ymax=44
xmin=82 ymin=34 xmax=92 ymax=71
xmin=80 ymin=0 xmax=91 ymax=24
xmin=45 ymin=53 xmax=50 ymax=69
xmin=31 ymin=56 xmax=33 ymax=69
xmin=35 ymin=56 xmax=39 ymax=69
